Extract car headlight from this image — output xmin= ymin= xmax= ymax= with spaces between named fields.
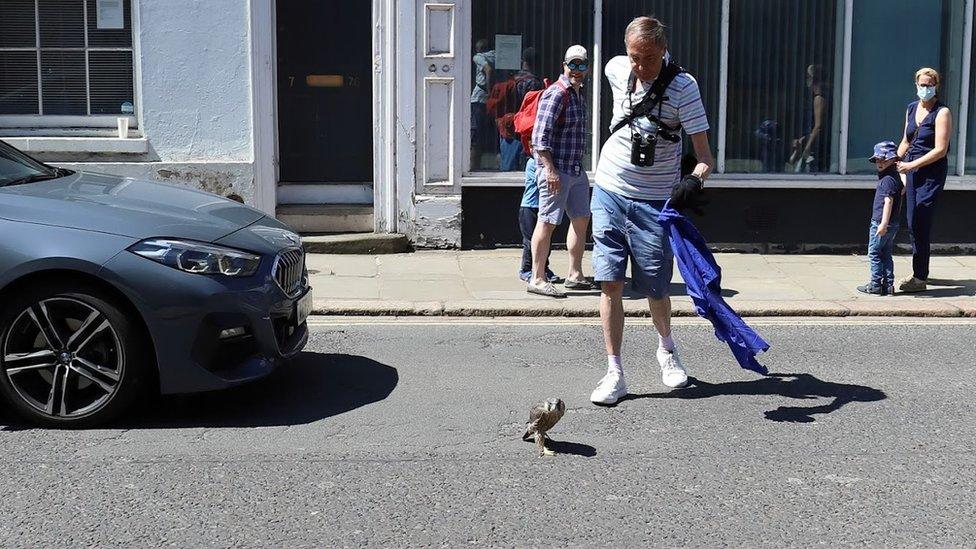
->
xmin=129 ymin=238 xmax=261 ymax=277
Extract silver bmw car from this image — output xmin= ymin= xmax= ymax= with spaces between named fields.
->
xmin=0 ymin=140 xmax=311 ymax=427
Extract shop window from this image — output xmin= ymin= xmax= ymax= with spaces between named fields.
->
xmin=599 ymin=1 xmax=721 ymax=153
xmin=470 ymin=0 xmax=594 ymax=173
xmin=726 ymin=0 xmax=840 ymax=174
xmin=0 ymin=0 xmax=136 ymax=124
xmin=969 ymin=4 xmax=976 ymax=173
xmin=848 ymin=0 xmax=965 ymax=174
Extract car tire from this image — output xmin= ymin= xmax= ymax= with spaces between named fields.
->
xmin=0 ymin=281 xmax=152 ymax=428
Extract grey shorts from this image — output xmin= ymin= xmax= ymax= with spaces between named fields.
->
xmin=537 ymin=167 xmax=591 ymax=224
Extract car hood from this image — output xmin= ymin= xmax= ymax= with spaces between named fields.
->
xmin=0 ymin=170 xmax=265 ymax=242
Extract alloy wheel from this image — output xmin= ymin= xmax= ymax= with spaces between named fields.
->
xmin=2 ymin=297 xmax=124 ymax=418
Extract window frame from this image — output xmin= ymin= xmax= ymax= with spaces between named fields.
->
xmin=0 ymin=0 xmax=141 ymax=132
xmin=460 ymin=0 xmax=976 ymax=186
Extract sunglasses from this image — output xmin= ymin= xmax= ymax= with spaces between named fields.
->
xmin=567 ymin=61 xmax=588 ymax=72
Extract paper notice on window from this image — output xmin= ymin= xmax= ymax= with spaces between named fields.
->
xmin=96 ymin=0 xmax=124 ymax=29
xmin=494 ymin=34 xmax=522 ymax=71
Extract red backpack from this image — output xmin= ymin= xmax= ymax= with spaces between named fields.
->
xmin=512 ymin=78 xmax=569 ymax=155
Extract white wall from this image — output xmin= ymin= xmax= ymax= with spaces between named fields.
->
xmin=44 ymin=0 xmax=260 ymax=208
xmin=137 ymin=0 xmax=253 ymax=163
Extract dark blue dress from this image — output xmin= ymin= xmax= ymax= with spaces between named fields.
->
xmin=903 ymin=100 xmax=948 ymax=281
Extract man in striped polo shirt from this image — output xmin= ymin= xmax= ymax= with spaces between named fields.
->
xmin=589 ymin=16 xmax=716 ymax=405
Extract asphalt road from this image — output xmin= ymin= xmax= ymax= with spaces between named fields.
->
xmin=1 ymin=317 xmax=974 ymax=547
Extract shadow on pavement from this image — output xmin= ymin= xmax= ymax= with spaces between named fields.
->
xmin=623 ymin=373 xmax=886 ymax=423
xmin=120 ymin=352 xmax=398 ymax=429
xmin=559 ymin=278 xmax=738 ymax=299
xmin=911 ymin=278 xmax=976 ymax=298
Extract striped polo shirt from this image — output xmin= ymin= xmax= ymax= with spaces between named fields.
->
xmin=595 ymin=54 xmax=710 ymax=201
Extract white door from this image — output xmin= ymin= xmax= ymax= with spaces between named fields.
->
xmin=415 ymin=1 xmax=466 ymax=194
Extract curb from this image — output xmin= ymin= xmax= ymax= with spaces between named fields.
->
xmin=313 ymin=299 xmax=976 ymax=318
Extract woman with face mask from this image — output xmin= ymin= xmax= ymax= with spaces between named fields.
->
xmin=895 ymin=67 xmax=952 ymax=293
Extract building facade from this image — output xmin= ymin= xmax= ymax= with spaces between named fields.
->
xmin=2 ymin=1 xmax=975 ymax=250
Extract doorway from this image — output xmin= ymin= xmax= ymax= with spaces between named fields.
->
xmin=275 ymin=1 xmax=373 ymax=203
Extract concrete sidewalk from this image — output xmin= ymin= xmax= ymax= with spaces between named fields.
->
xmin=307 ymin=250 xmax=976 ymax=317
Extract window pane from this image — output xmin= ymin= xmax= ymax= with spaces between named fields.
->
xmin=89 ymin=50 xmax=133 ymax=114
xmin=39 ymin=0 xmax=85 ymax=48
xmin=969 ymin=6 xmax=976 ymax=172
xmin=848 ymin=0 xmax=964 ymax=174
xmin=470 ymin=0 xmax=594 ymax=173
xmin=86 ymin=0 xmax=133 ymax=48
xmin=0 ymin=52 xmax=39 ymax=114
xmin=0 ymin=0 xmax=37 ymax=48
xmin=600 ymin=1 xmax=721 ymax=152
xmin=727 ymin=0 xmax=840 ymax=174
xmin=40 ymin=50 xmax=86 ymax=114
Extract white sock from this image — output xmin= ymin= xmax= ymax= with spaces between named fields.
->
xmin=607 ymin=355 xmax=623 ymax=377
xmin=658 ymin=333 xmax=675 ymax=353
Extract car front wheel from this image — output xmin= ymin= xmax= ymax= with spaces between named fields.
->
xmin=0 ymin=282 xmax=151 ymax=428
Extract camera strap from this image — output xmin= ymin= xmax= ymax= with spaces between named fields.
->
xmin=612 ymin=59 xmax=684 ymax=137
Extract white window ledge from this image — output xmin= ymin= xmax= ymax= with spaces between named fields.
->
xmin=461 ymin=172 xmax=976 ymax=191
xmin=1 ymin=137 xmax=148 ymax=155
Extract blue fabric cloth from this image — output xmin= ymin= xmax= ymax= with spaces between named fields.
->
xmin=658 ymin=204 xmax=770 ymax=374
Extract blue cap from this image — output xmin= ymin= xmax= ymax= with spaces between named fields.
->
xmin=869 ymin=141 xmax=899 ymax=163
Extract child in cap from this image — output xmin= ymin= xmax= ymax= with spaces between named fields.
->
xmin=518 ymin=155 xmax=562 ymax=283
xmin=857 ymin=141 xmax=902 ymax=296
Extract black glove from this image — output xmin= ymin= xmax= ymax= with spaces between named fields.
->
xmin=669 ymin=174 xmax=708 ymax=215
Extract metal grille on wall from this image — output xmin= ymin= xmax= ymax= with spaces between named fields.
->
xmin=599 ymin=0 xmax=722 ymax=150
xmin=0 ymin=0 xmax=135 ymax=120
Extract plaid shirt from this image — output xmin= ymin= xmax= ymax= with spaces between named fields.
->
xmin=531 ymin=75 xmax=587 ymax=174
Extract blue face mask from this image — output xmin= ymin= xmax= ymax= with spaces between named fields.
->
xmin=917 ymin=85 xmax=936 ymax=102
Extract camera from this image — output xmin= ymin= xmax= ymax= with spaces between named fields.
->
xmin=630 ymin=120 xmax=659 ymax=167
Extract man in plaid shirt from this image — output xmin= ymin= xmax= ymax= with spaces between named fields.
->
xmin=527 ymin=44 xmax=593 ymax=298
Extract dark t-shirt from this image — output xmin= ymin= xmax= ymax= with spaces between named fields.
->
xmin=872 ymin=168 xmax=902 ymax=223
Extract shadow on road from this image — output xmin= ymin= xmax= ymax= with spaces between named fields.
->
xmin=0 ymin=352 xmax=399 ymax=430
xmin=547 ymin=439 xmax=598 ymax=457
xmin=522 ymin=437 xmax=597 ymax=457
xmin=622 ymin=373 xmax=886 ymax=423
xmin=122 ymin=352 xmax=398 ymax=429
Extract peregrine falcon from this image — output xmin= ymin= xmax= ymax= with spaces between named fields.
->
xmin=522 ymin=398 xmax=565 ymax=456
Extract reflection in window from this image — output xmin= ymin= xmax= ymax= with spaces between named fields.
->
xmin=727 ymin=0 xmax=839 ymax=174
xmin=470 ymin=0 xmax=594 ymax=173
xmin=599 ymin=1 xmax=721 ymax=152
xmin=848 ymin=0 xmax=964 ymax=174
xmin=966 ymin=4 xmax=976 ymax=172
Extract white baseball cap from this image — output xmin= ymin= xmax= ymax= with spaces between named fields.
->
xmin=564 ymin=45 xmax=588 ymax=63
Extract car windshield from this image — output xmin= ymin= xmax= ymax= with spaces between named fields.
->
xmin=0 ymin=140 xmax=58 ymax=187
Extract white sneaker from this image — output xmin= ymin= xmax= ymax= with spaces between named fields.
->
xmin=590 ymin=373 xmax=628 ymax=405
xmin=657 ymin=348 xmax=688 ymax=388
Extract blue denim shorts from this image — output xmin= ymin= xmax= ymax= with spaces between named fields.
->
xmin=591 ymin=185 xmax=673 ymax=298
